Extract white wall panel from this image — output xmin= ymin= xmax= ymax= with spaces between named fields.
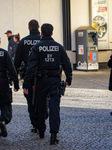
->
xmin=71 ymin=0 xmax=89 ymax=51
xmin=13 ymin=0 xmax=40 ymax=40
xmin=0 ymin=0 xmax=63 ymax=49
xmin=40 ymin=0 xmax=63 ymax=45
xmin=0 ymin=0 xmax=13 ymax=49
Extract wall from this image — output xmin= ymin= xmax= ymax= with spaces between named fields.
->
xmin=71 ymin=0 xmax=112 ymax=64
xmin=40 ymin=0 xmax=63 ymax=45
xmin=0 ymin=0 xmax=112 ymax=64
xmin=71 ymin=0 xmax=89 ymax=51
xmin=13 ymin=0 xmax=40 ymax=40
xmin=0 ymin=0 xmax=63 ymax=50
xmin=0 ymin=0 xmax=13 ymax=49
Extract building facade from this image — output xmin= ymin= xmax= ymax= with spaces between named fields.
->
xmin=0 ymin=0 xmax=112 ymax=67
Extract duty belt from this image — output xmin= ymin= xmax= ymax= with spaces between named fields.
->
xmin=37 ymin=70 xmax=60 ymax=78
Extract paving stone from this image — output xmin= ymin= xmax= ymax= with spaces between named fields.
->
xmin=0 ymin=70 xmax=112 ymax=150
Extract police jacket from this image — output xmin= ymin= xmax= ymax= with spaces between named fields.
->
xmin=14 ymin=29 xmax=41 ymax=72
xmin=23 ymin=36 xmax=72 ymax=88
xmin=12 ymin=41 xmax=19 ymax=62
xmin=0 ymin=48 xmax=19 ymax=91
xmin=8 ymin=35 xmax=14 ymax=58
xmin=108 ymin=55 xmax=112 ymax=90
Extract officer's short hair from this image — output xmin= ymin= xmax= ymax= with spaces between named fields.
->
xmin=41 ymin=23 xmax=54 ymax=36
xmin=28 ymin=19 xmax=39 ymax=30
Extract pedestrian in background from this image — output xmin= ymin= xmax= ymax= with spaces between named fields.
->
xmin=108 ymin=55 xmax=112 ymax=91
xmin=5 ymin=30 xmax=14 ymax=60
xmin=108 ymin=55 xmax=112 ymax=115
xmin=12 ymin=33 xmax=20 ymax=62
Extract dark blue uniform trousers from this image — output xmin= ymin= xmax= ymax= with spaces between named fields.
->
xmin=0 ymin=89 xmax=12 ymax=124
xmin=35 ymin=76 xmax=61 ymax=134
xmin=24 ymin=86 xmax=37 ymax=127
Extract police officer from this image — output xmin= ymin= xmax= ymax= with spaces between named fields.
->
xmin=108 ymin=55 xmax=112 ymax=115
xmin=108 ymin=55 xmax=112 ymax=91
xmin=0 ymin=43 xmax=19 ymax=137
xmin=14 ymin=19 xmax=41 ymax=132
xmin=23 ymin=23 xmax=72 ymax=145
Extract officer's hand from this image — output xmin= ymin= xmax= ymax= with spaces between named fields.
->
xmin=65 ymin=81 xmax=70 ymax=86
xmin=23 ymin=89 xmax=28 ymax=95
xmin=14 ymin=88 xmax=19 ymax=92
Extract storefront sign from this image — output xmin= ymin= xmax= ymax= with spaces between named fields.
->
xmin=88 ymin=52 xmax=99 ymax=70
xmin=78 ymin=32 xmax=84 ymax=37
xmin=89 ymin=53 xmax=97 ymax=61
xmin=78 ymin=45 xmax=84 ymax=55
xmin=88 ymin=62 xmax=99 ymax=70
xmin=90 ymin=0 xmax=108 ymax=49
xmin=77 ymin=61 xmax=87 ymax=70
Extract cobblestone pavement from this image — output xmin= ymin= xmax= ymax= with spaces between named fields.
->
xmin=1 ymin=70 xmax=112 ymax=150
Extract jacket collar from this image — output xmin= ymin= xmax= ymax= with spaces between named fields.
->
xmin=8 ymin=35 xmax=13 ymax=41
xmin=30 ymin=29 xmax=40 ymax=35
xmin=41 ymin=36 xmax=54 ymax=41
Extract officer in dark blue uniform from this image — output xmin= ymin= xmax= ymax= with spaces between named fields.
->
xmin=14 ymin=19 xmax=41 ymax=75
xmin=14 ymin=19 xmax=41 ymax=132
xmin=0 ymin=46 xmax=19 ymax=137
xmin=23 ymin=23 xmax=72 ymax=145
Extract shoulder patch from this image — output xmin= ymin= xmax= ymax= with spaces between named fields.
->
xmin=0 ymin=51 xmax=4 ymax=57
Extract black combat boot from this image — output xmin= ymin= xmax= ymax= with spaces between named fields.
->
xmin=50 ymin=133 xmax=59 ymax=145
xmin=110 ymin=112 xmax=112 ymax=116
xmin=0 ymin=121 xmax=7 ymax=137
xmin=39 ymin=132 xmax=45 ymax=139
